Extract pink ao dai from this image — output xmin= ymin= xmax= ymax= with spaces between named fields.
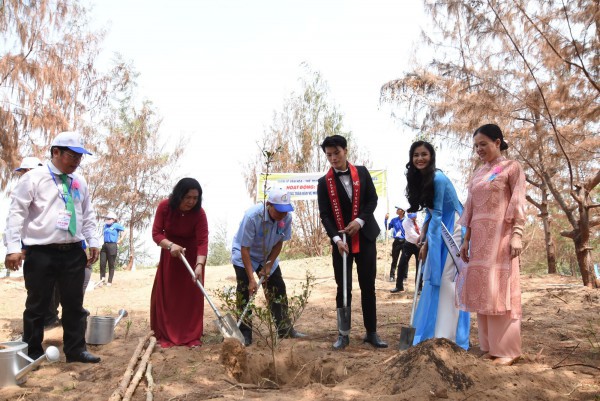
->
xmin=457 ymin=157 xmax=526 ymax=319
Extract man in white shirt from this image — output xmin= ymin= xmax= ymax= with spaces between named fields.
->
xmin=390 ymin=212 xmax=422 ymax=293
xmin=4 ymin=131 xmax=101 ymax=363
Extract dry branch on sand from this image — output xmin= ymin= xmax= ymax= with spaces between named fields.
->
xmin=145 ymin=363 xmax=154 ymax=401
xmin=123 ymin=336 xmax=157 ymax=401
xmin=109 ymin=331 xmax=155 ymax=401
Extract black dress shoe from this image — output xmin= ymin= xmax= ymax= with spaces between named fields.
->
xmin=390 ymin=287 xmax=405 ymax=293
xmin=66 ymin=351 xmax=101 ymax=363
xmin=332 ymin=334 xmax=349 ymax=350
xmin=242 ymin=332 xmax=252 ymax=347
xmin=363 ymin=332 xmax=388 ymax=348
xmin=283 ymin=328 xmax=307 ymax=339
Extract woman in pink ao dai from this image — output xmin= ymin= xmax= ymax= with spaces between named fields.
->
xmin=457 ymin=124 xmax=526 ymax=366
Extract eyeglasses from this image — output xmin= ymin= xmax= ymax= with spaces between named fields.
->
xmin=61 ymin=150 xmax=83 ymax=161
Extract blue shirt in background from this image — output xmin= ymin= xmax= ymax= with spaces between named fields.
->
xmin=388 ymin=216 xmax=405 ymax=240
xmin=231 ymin=203 xmax=292 ymax=273
xmin=103 ymin=222 xmax=125 ymax=243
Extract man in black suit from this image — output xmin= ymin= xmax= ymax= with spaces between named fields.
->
xmin=317 ymin=135 xmax=387 ymax=350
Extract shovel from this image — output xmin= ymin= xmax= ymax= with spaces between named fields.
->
xmin=237 ymin=276 xmax=265 ymax=327
xmin=399 ymin=259 xmax=423 ymax=350
xmin=336 ymin=233 xmax=351 ymax=336
xmin=179 ymin=254 xmax=245 ymax=344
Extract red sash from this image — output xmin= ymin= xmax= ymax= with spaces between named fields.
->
xmin=325 ymin=163 xmax=361 ymax=253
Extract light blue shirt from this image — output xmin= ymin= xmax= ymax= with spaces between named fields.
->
xmin=231 ymin=203 xmax=292 ymax=272
xmin=103 ymin=222 xmax=125 ymax=243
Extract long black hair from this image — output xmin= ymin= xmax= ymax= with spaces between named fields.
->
xmin=405 ymin=141 xmax=436 ymax=212
xmin=168 ymin=178 xmax=203 ymax=211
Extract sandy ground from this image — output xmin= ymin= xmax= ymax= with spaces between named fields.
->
xmin=0 ymin=247 xmax=599 ymax=400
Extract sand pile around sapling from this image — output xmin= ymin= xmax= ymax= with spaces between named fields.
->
xmin=353 ymin=338 xmax=476 ymax=398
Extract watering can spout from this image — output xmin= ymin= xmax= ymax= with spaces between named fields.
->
xmin=114 ymin=309 xmax=128 ymax=328
xmin=14 ymin=346 xmax=60 ymax=382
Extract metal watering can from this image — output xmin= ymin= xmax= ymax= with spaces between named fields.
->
xmin=0 ymin=342 xmax=60 ymax=387
xmin=85 ymin=309 xmax=128 ymax=345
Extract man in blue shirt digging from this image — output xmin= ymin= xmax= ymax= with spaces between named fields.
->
xmin=231 ymin=187 xmax=307 ymax=346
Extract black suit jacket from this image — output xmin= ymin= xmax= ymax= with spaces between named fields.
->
xmin=317 ymin=165 xmax=380 ymax=246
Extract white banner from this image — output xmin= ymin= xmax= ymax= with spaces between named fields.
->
xmin=256 ymin=170 xmax=387 ymax=201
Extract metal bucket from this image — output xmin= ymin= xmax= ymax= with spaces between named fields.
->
xmin=85 ymin=309 xmax=127 ymax=345
xmin=0 ymin=341 xmax=60 ymax=387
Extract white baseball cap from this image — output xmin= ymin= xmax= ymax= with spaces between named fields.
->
xmin=267 ymin=187 xmax=294 ymax=212
xmin=15 ymin=156 xmax=43 ymax=171
xmin=51 ymin=131 xmax=92 ymax=155
xmin=105 ymin=212 xmax=117 ymax=220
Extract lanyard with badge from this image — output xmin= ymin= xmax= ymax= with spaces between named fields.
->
xmin=48 ymin=165 xmax=73 ymax=231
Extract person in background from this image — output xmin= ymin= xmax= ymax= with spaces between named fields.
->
xmin=387 ymin=206 xmax=406 ymax=282
xmin=3 ymin=157 xmax=42 ymax=270
xmin=231 ymin=187 xmax=306 ymax=346
xmin=150 ymin=178 xmax=208 ymax=348
xmin=4 ymin=131 xmax=101 ymax=363
xmin=384 ymin=212 xmax=389 ymax=235
xmin=317 ymin=135 xmax=387 ymax=350
xmin=99 ymin=211 xmax=125 ymax=287
xmin=14 ymin=156 xmax=43 ymax=175
xmin=457 ymin=124 xmax=526 ymax=366
xmin=390 ymin=212 xmax=421 ymax=293
xmin=407 ymin=140 xmax=470 ymax=350
xmin=3 ymin=156 xmax=61 ymax=327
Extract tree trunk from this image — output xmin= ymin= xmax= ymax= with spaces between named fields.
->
xmin=559 ymin=181 xmax=598 ymax=288
xmin=545 ymin=169 xmax=600 ymax=288
xmin=525 ymin=179 xmax=557 ymax=274
xmin=126 ymin=216 xmax=135 ymax=271
xmin=574 ymin=237 xmax=594 ymax=288
xmin=540 ymin=185 xmax=557 ymax=274
xmin=572 ymin=184 xmax=595 ymax=288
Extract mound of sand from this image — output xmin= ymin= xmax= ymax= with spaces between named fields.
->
xmin=390 ymin=338 xmax=474 ymax=394
xmin=345 ymin=338 xmax=475 ymax=398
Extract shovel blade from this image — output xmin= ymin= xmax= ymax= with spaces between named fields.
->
xmin=214 ymin=314 xmax=245 ymax=344
xmin=337 ymin=307 xmax=351 ymax=336
xmin=398 ymin=326 xmax=415 ymax=350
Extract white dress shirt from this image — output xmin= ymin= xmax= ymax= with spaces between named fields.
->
xmin=402 ymin=217 xmax=420 ymax=245
xmin=4 ymin=161 xmax=100 ymax=254
xmin=331 ymin=168 xmax=364 ymax=245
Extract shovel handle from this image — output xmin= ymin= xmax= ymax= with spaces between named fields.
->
xmin=236 ymin=275 xmax=265 ymax=327
xmin=179 ymin=254 xmax=223 ymax=319
xmin=409 ymin=260 xmax=423 ymax=326
xmin=342 ymin=233 xmax=347 ymax=308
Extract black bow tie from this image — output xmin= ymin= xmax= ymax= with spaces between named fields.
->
xmin=336 ymin=170 xmax=350 ymax=177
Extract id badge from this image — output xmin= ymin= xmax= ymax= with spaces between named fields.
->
xmin=56 ymin=210 xmax=72 ymax=231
